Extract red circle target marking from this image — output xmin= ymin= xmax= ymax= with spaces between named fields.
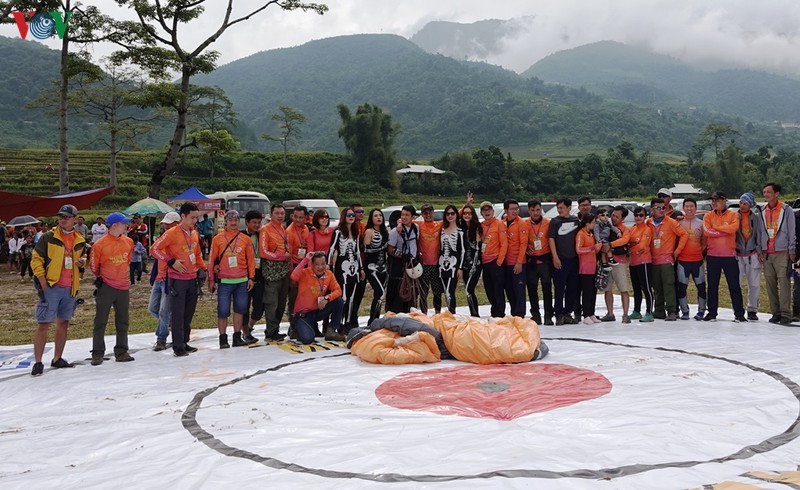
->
xmin=375 ymin=363 xmax=612 ymax=421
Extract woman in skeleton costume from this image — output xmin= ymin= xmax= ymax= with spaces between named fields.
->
xmin=439 ymin=205 xmax=465 ymax=314
xmin=460 ymin=204 xmax=483 ymax=317
xmin=328 ymin=207 xmax=365 ymax=330
xmin=363 ymin=209 xmax=389 ymax=325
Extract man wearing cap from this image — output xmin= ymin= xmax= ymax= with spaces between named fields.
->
xmin=148 ymin=212 xmax=180 ymax=351
xmin=480 ymin=200 xmax=508 ymax=317
xmin=736 ymin=193 xmax=765 ymax=321
xmin=703 ymin=191 xmax=746 ymax=322
xmin=151 ymin=202 xmax=208 ymax=356
xmin=657 ymin=188 xmax=683 ymax=220
xmin=208 ymin=210 xmax=255 ymax=348
xmin=418 ymin=203 xmax=444 ymax=313
xmin=760 ymin=182 xmax=796 ymax=325
xmin=89 ymin=212 xmax=135 ymax=365
xmin=30 ymin=204 xmax=87 ymax=376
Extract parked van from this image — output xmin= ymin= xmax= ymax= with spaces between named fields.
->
xmin=283 ymin=199 xmax=341 ymax=228
xmin=206 ymin=190 xmax=271 ymax=226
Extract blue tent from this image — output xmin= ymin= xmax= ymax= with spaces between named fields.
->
xmin=168 ymin=186 xmax=209 ymax=202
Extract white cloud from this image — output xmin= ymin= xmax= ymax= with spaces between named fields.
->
xmin=3 ymin=0 xmax=800 ymax=76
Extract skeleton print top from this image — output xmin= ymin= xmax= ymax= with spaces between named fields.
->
xmin=364 ymin=229 xmax=388 ymax=274
xmin=461 ymin=227 xmax=482 ymax=272
xmin=328 ymin=229 xmax=363 ymax=279
xmin=439 ymin=228 xmax=465 ymax=273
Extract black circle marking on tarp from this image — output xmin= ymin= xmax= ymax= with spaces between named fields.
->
xmin=182 ymin=338 xmax=800 ymax=482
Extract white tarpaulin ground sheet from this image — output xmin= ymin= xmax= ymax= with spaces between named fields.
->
xmin=1 ymin=297 xmax=799 ymax=489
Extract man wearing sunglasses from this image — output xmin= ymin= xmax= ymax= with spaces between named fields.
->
xmin=30 ymin=204 xmax=86 ymax=376
xmin=649 ymin=197 xmax=688 ymax=321
xmin=657 ymin=188 xmax=683 ymax=220
xmin=703 ymin=191 xmax=746 ymax=322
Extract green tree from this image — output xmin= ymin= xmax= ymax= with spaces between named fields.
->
xmin=697 ymin=123 xmax=740 ymax=160
xmin=110 ymin=0 xmax=327 ymax=198
xmin=189 ymin=128 xmax=240 ymax=178
xmin=337 ymin=103 xmax=400 ymax=189
xmin=471 ymin=145 xmax=506 ymax=196
xmin=262 ymin=105 xmax=306 ymax=164
xmin=189 ymin=85 xmax=237 ymax=133
xmin=711 ymin=143 xmax=745 ymax=195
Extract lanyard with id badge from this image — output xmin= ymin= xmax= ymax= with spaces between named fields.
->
xmin=182 ymin=228 xmax=196 ymax=265
xmin=530 ymin=220 xmax=543 ymax=252
xmin=294 ymin=225 xmax=307 ymax=259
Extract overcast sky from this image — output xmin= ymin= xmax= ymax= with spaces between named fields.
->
xmin=4 ymin=0 xmax=800 ymax=76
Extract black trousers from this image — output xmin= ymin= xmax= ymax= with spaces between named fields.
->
xmin=463 ymin=266 xmax=481 ymax=317
xmin=169 ymin=278 xmax=198 ymax=352
xmin=630 ymin=263 xmax=654 ymax=314
xmin=482 ymin=259 xmax=505 ymax=318
xmin=579 ymin=273 xmax=597 ymax=318
xmin=707 ymin=256 xmax=744 ymax=317
xmin=526 ymin=256 xmax=553 ymax=319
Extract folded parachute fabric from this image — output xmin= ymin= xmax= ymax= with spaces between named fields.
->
xmin=433 ymin=312 xmax=548 ymax=364
xmin=347 ymin=315 xmax=451 ymax=359
xmin=347 ymin=316 xmax=443 ymax=364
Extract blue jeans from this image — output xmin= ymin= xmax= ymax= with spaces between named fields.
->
xmin=295 ymin=297 xmax=344 ymax=344
xmin=217 ymin=281 xmax=249 ymax=318
xmin=148 ymin=279 xmax=171 ymax=342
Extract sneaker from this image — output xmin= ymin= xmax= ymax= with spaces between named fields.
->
xmin=680 ymin=312 xmax=690 ymax=320
xmin=543 ymin=317 xmax=554 ymax=326
xmin=324 ymin=330 xmax=346 ymax=342
xmin=174 ymin=349 xmax=189 ymax=357
xmin=769 ymin=315 xmax=781 ymax=324
xmin=90 ymin=354 xmax=104 ymax=366
xmin=563 ymin=314 xmax=574 ymax=324
xmin=232 ymin=332 xmax=245 ymax=347
xmin=266 ymin=332 xmax=287 ymax=342
xmin=555 ymin=315 xmax=564 ymax=326
xmin=591 ymin=316 xmax=602 ymax=323
xmin=622 ymin=314 xmax=631 ymax=324
xmin=582 ymin=317 xmax=595 ymax=325
xmin=219 ymin=334 xmax=230 ymax=349
xmin=629 ymin=311 xmax=642 ymax=320
xmin=243 ymin=333 xmax=259 ymax=345
xmin=693 ymin=312 xmax=705 ymax=321
xmin=747 ymin=312 xmax=758 ymax=321
xmin=665 ymin=313 xmax=677 ymax=321
xmin=703 ymin=313 xmax=717 ymax=322
xmin=115 ymin=352 xmax=135 ymax=362
xmin=734 ymin=316 xmax=748 ymax=323
xmin=153 ymin=340 xmax=167 ymax=352
xmin=640 ymin=313 xmax=654 ymax=323
xmin=288 ymin=326 xmax=298 ymax=340
xmin=780 ymin=317 xmax=793 ymax=326
xmin=184 ymin=344 xmax=198 ymax=353
xmin=599 ymin=314 xmax=616 ymax=322
xmin=31 ymin=362 xmax=44 ymax=376
xmin=50 ymin=358 xmax=75 ymax=368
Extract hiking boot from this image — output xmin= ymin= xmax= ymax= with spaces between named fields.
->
xmin=324 ymin=329 xmax=346 ymax=342
xmin=680 ymin=312 xmax=690 ymax=320
xmin=531 ymin=313 xmax=542 ymax=324
xmin=665 ymin=313 xmax=677 ymax=321
xmin=640 ymin=313 xmax=654 ymax=323
xmin=153 ymin=340 xmax=167 ymax=351
xmin=555 ymin=315 xmax=564 ymax=326
xmin=266 ymin=332 xmax=286 ymax=342
xmin=243 ymin=333 xmax=259 ymax=345
xmin=50 ymin=358 xmax=75 ymax=368
xmin=733 ymin=316 xmax=748 ymax=323
xmin=599 ymin=313 xmax=616 ymax=322
xmin=184 ymin=344 xmax=198 ymax=353
xmin=780 ymin=317 xmax=793 ymax=326
xmin=31 ymin=362 xmax=44 ymax=376
xmin=703 ymin=313 xmax=717 ymax=322
xmin=769 ymin=315 xmax=781 ymax=324
xmin=629 ymin=311 xmax=642 ymax=320
xmin=219 ymin=334 xmax=230 ymax=349
xmin=232 ymin=332 xmax=245 ymax=347
xmin=173 ymin=349 xmax=188 ymax=357
xmin=747 ymin=312 xmax=758 ymax=321
xmin=693 ymin=312 xmax=705 ymax=321
xmin=621 ymin=314 xmax=631 ymax=324
xmin=115 ymin=352 xmax=135 ymax=362
xmin=543 ymin=317 xmax=554 ymax=326
xmin=91 ymin=353 xmax=104 ymax=366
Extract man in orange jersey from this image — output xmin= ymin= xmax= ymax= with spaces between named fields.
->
xmin=286 ymin=206 xmax=311 ymax=339
xmin=89 ymin=212 xmax=135 ymax=365
xmin=703 ymin=192 xmax=746 ymax=322
xmin=760 ymin=182 xmax=796 ymax=325
xmin=30 ymin=204 xmax=86 ymax=376
xmin=525 ymin=200 xmax=553 ymax=325
xmin=259 ymin=203 xmax=291 ymax=341
xmin=649 ymin=197 xmax=689 ymax=321
xmin=208 ymin=210 xmax=255 ymax=348
xmin=736 ymin=193 xmax=765 ymax=321
xmin=150 ymin=202 xmax=207 ymax=356
xmin=676 ymin=198 xmax=708 ymax=321
xmin=418 ymin=203 xmax=445 ymax=313
xmin=503 ymin=199 xmax=529 ymax=317
xmin=290 ymin=251 xmax=345 ymax=343
xmin=549 ymin=198 xmax=580 ymax=325
xmin=600 ymin=206 xmax=633 ymax=323
xmin=480 ymin=201 xmax=508 ymax=317
xmin=149 ymin=212 xmax=180 ymax=351
xmin=658 ymin=188 xmax=683 ymax=220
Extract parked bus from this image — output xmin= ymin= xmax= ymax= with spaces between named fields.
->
xmin=206 ymin=191 xmax=272 ymax=226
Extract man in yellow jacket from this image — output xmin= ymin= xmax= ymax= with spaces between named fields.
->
xmin=30 ymin=204 xmax=87 ymax=377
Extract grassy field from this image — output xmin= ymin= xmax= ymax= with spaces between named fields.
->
xmin=0 ymin=259 xmax=774 ymax=347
